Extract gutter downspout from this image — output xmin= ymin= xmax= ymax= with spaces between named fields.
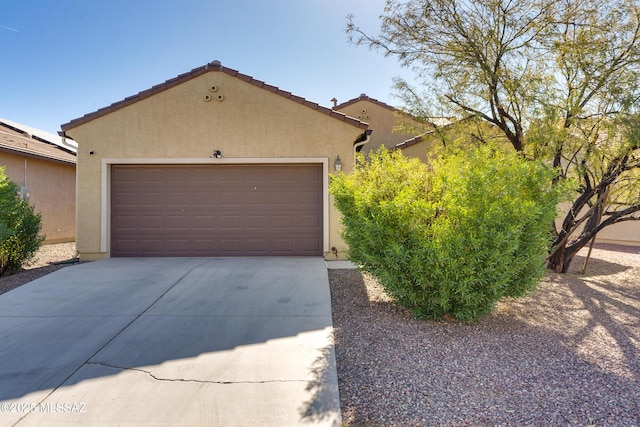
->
xmin=57 ymin=131 xmax=78 ymax=153
xmin=353 ymin=129 xmax=372 ymax=154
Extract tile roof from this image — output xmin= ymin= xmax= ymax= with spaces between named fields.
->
xmin=333 ymin=93 xmax=399 ymax=112
xmin=0 ymin=123 xmax=76 ymax=164
xmin=0 ymin=118 xmax=77 ymax=154
xmin=61 ymin=61 xmax=369 ymax=132
xmin=395 ymin=134 xmax=424 ymax=149
xmin=394 ymin=117 xmax=464 ymax=150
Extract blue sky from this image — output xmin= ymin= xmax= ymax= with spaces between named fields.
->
xmin=0 ymin=0 xmax=417 ymax=134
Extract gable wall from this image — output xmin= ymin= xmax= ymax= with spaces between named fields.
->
xmin=336 ymin=100 xmax=419 ymax=154
xmin=65 ymin=71 xmax=364 ymax=260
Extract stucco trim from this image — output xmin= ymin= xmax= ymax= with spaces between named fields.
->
xmin=100 ymin=157 xmax=330 ymax=256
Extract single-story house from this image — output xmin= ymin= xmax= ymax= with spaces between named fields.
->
xmin=333 ymin=93 xmax=448 ymax=156
xmin=60 ymin=60 xmax=370 ymax=261
xmin=0 ymin=119 xmax=76 ymax=243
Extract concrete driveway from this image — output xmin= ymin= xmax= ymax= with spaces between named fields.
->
xmin=0 ymin=257 xmax=340 ymax=426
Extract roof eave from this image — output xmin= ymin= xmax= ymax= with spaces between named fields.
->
xmin=61 ymin=61 xmax=369 ymax=132
xmin=0 ymin=145 xmax=77 ymax=165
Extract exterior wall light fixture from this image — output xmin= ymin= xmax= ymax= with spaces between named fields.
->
xmin=334 ymin=155 xmax=342 ymax=172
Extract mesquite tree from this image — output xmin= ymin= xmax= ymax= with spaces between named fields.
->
xmin=348 ymin=0 xmax=640 ymax=272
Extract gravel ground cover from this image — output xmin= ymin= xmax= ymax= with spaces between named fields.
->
xmin=330 ymin=244 xmax=640 ymax=426
xmin=2 ymin=242 xmax=638 ymax=425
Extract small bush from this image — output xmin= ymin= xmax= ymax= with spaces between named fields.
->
xmin=0 ymin=167 xmax=45 ymax=276
xmin=330 ymin=147 xmax=560 ymax=321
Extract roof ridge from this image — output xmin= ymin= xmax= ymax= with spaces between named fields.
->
xmin=333 ymin=93 xmax=398 ymax=112
xmin=61 ymin=61 xmax=369 ymax=131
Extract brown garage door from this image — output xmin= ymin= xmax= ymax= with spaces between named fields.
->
xmin=111 ymin=164 xmax=323 ymax=256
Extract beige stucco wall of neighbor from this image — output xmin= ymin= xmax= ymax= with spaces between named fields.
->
xmin=64 ymin=70 xmax=365 ymax=261
xmin=0 ymin=151 xmax=76 ymax=243
xmin=398 ymin=140 xmax=437 ymax=160
xmin=336 ymin=100 xmax=419 ymax=154
xmin=557 ymin=202 xmax=640 ymax=247
xmin=595 ymin=222 xmax=640 ymax=246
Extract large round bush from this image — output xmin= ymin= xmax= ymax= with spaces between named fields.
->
xmin=330 ymin=147 xmax=560 ymax=321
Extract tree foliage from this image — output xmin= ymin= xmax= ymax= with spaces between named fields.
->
xmin=348 ymin=0 xmax=640 ymax=272
xmin=330 ymin=148 xmax=561 ymax=321
xmin=0 ymin=167 xmax=44 ymax=276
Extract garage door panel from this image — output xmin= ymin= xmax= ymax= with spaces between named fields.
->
xmin=113 ymin=192 xmax=139 ymax=207
xmin=246 ymin=239 xmax=268 ymax=252
xmin=166 ymin=216 xmax=190 ymax=230
xmin=216 ymin=191 xmax=245 ymax=206
xmin=298 ymin=215 xmax=322 ymax=228
xmin=134 ymin=193 xmax=164 ymax=206
xmin=164 ymin=193 xmax=190 ymax=206
xmin=298 ymin=191 xmax=322 ymax=205
xmin=191 ymin=215 xmax=215 ymax=229
xmin=299 ymin=239 xmax=322 ymax=252
xmin=113 ymin=215 xmax=137 ymax=229
xmin=272 ymin=239 xmax=294 ymax=252
xmin=246 ymin=215 xmax=268 ymax=228
xmin=217 ymin=173 xmax=245 ymax=186
xmin=218 ymin=215 xmax=243 ymax=228
xmin=271 ymin=191 xmax=297 ymax=205
xmin=111 ymin=164 xmax=322 ymax=257
xmin=138 ymin=169 xmax=166 ymax=183
xmin=112 ymin=238 xmax=137 ymax=252
xmin=138 ymin=216 xmax=164 ymax=230
xmin=272 ymin=215 xmax=295 ymax=228
xmin=246 ymin=192 xmax=268 ymax=205
xmin=141 ymin=239 xmax=164 ymax=252
xmin=165 ymin=239 xmax=191 ymax=252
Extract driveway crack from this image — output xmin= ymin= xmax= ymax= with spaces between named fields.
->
xmin=86 ymin=361 xmax=306 ymax=385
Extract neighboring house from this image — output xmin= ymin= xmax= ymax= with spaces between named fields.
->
xmin=60 ymin=60 xmax=369 ymax=261
xmin=0 ymin=118 xmax=76 ymax=243
xmin=333 ymin=94 xmax=432 ymax=154
xmin=397 ymin=116 xmax=506 ymax=160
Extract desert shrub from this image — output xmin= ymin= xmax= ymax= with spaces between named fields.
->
xmin=0 ymin=167 xmax=44 ymax=276
xmin=330 ymin=147 xmax=560 ymax=321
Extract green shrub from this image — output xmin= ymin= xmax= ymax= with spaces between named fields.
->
xmin=0 ymin=167 xmax=45 ymax=276
xmin=330 ymin=147 xmax=560 ymax=321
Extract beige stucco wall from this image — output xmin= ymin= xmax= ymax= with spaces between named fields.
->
xmin=0 ymin=152 xmax=76 ymax=243
xmin=398 ymin=140 xmax=437 ymax=160
xmin=557 ymin=202 xmax=640 ymax=247
xmin=595 ymin=222 xmax=640 ymax=246
xmin=64 ymin=71 xmax=365 ymax=260
xmin=336 ymin=100 xmax=419 ymax=154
